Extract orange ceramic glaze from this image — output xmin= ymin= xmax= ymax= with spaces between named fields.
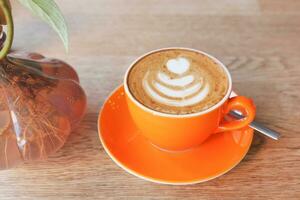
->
xmin=98 ymin=86 xmax=254 ymax=184
xmin=123 ymin=48 xmax=256 ymax=151
xmin=125 ymin=95 xmax=222 ymax=150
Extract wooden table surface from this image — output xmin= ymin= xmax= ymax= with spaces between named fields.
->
xmin=1 ymin=0 xmax=300 ymax=199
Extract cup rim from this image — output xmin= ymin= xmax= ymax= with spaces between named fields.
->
xmin=124 ymin=47 xmax=232 ymax=118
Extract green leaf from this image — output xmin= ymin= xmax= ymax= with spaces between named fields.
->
xmin=17 ymin=0 xmax=69 ymax=51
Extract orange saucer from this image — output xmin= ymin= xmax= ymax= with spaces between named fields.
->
xmin=98 ymin=86 xmax=253 ymax=185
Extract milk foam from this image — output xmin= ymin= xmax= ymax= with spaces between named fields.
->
xmin=157 ymin=72 xmax=194 ymax=87
xmin=142 ymin=57 xmax=210 ymax=107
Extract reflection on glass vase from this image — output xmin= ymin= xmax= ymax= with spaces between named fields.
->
xmin=0 ymin=51 xmax=87 ymax=169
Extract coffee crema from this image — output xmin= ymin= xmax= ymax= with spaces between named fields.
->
xmin=127 ymin=49 xmax=229 ymax=114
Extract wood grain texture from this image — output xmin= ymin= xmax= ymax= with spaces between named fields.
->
xmin=1 ymin=0 xmax=300 ymax=199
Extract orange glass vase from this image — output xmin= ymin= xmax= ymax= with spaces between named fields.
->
xmin=0 ymin=51 xmax=87 ymax=169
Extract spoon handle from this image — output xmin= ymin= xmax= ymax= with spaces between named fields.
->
xmin=229 ymin=111 xmax=280 ymax=140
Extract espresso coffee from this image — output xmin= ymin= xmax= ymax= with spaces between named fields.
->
xmin=127 ymin=49 xmax=229 ymax=114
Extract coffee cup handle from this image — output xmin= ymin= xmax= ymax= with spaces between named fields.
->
xmin=216 ymin=96 xmax=256 ymax=132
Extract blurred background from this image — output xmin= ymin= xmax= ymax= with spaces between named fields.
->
xmin=12 ymin=0 xmax=299 ymax=57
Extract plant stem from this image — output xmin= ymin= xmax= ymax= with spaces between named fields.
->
xmin=0 ymin=0 xmax=13 ymax=60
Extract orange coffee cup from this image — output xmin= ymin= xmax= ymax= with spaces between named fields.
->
xmin=124 ymin=48 xmax=256 ymax=151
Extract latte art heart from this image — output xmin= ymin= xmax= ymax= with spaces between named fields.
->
xmin=166 ymin=57 xmax=190 ymax=74
xmin=127 ymin=49 xmax=228 ymax=114
xmin=142 ymin=57 xmax=210 ymax=107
